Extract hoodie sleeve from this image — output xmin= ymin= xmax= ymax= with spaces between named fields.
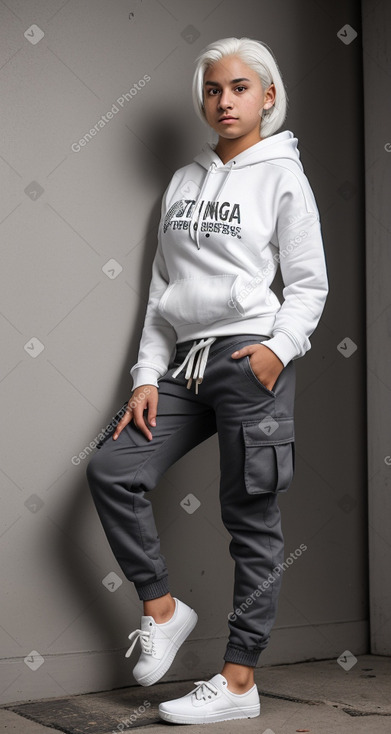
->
xmin=259 ymin=169 xmax=329 ymax=366
xmin=129 ymin=182 xmax=177 ymax=391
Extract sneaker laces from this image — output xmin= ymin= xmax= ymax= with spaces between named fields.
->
xmin=192 ymin=679 xmax=219 ymax=700
xmin=125 ymin=628 xmax=153 ymax=658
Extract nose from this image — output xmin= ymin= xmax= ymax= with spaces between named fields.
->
xmin=218 ymin=88 xmax=234 ymax=110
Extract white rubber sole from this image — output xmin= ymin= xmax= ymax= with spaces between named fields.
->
xmin=158 ymin=702 xmax=261 ymax=723
xmin=134 ymin=606 xmax=198 ymax=687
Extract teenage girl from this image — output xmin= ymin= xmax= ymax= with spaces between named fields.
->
xmin=86 ymin=36 xmax=328 ymax=724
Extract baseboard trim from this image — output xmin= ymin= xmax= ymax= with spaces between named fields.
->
xmin=0 ymin=619 xmax=368 ymax=705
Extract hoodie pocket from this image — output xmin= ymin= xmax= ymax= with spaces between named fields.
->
xmin=242 ymin=417 xmax=295 ymax=495
xmin=157 ymin=274 xmax=240 ymax=327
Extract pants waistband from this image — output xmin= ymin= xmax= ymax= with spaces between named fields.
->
xmin=172 ymin=334 xmax=271 ymax=394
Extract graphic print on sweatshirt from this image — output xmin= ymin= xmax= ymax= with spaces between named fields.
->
xmin=163 ymin=198 xmax=242 ymax=239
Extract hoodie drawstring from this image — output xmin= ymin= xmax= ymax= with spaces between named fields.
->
xmin=171 ymin=337 xmax=216 ymax=393
xmin=190 ymin=161 xmax=236 ymax=249
xmin=189 ymin=131 xmax=300 ymax=250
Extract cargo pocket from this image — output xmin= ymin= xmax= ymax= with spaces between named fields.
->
xmin=242 ymin=417 xmax=295 ymax=495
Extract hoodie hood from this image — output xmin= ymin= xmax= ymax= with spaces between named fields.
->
xmin=189 ymin=130 xmax=303 ymax=248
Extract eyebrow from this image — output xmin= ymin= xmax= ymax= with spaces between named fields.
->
xmin=204 ymin=77 xmax=251 ymax=86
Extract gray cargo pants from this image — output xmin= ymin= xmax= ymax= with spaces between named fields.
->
xmin=86 ymin=333 xmax=296 ymax=667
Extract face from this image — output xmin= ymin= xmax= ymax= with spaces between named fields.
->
xmin=202 ymin=55 xmax=275 ymax=143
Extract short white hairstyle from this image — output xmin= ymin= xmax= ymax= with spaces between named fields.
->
xmin=192 ymin=37 xmax=288 ymax=138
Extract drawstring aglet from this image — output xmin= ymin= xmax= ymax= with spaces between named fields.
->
xmin=171 ymin=337 xmax=216 ymax=393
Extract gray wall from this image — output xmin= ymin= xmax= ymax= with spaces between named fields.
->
xmin=0 ymin=0 xmax=368 ymax=704
xmin=362 ymin=0 xmax=391 ymax=656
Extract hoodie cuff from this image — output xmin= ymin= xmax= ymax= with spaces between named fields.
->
xmin=130 ymin=367 xmax=161 ymax=391
xmin=259 ymin=332 xmax=300 ymax=367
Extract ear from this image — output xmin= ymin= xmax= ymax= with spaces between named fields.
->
xmin=265 ymin=83 xmax=276 ymax=108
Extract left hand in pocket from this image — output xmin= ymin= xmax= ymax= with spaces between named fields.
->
xmin=231 ymin=343 xmax=284 ymax=392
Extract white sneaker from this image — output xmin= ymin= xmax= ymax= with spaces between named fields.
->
xmin=158 ymin=673 xmax=261 ymax=724
xmin=125 ymin=597 xmax=198 ymax=687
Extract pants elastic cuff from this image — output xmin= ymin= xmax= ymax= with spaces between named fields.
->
xmin=135 ymin=575 xmax=170 ymax=601
xmin=223 ymin=644 xmax=263 ymax=667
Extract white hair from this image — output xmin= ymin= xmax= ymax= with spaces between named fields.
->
xmin=192 ymin=37 xmax=288 ymax=138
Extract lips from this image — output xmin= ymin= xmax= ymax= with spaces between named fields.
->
xmin=218 ymin=116 xmax=237 ymax=121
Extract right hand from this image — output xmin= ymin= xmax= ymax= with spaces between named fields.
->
xmin=113 ymin=385 xmax=158 ymax=442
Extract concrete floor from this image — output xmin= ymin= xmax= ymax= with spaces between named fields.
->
xmin=1 ymin=654 xmax=390 ymax=733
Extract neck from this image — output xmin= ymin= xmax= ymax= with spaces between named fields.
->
xmin=214 ymin=132 xmax=263 ymax=164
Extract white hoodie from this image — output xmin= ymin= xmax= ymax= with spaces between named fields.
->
xmin=130 ymin=130 xmax=329 ymax=390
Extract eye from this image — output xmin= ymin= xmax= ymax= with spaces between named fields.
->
xmin=206 ymin=85 xmax=247 ymax=96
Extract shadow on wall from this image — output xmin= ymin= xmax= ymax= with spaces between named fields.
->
xmin=56 ymin=117 xmax=188 ymax=692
